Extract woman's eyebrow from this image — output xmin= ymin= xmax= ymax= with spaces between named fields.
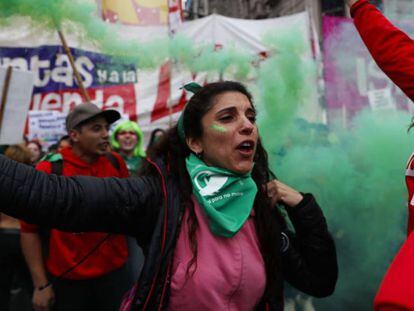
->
xmin=216 ymin=106 xmax=237 ymax=114
xmin=216 ymin=106 xmax=256 ymax=115
xmin=246 ymin=107 xmax=256 ymax=114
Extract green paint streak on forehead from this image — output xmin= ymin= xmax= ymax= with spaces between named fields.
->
xmin=211 ymin=124 xmax=227 ymax=133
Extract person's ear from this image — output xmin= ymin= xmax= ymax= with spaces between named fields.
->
xmin=69 ymin=130 xmax=80 ymax=143
xmin=186 ymin=137 xmax=203 ymax=154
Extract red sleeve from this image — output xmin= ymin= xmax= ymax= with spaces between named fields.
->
xmin=35 ymin=161 xmax=53 ymax=174
xmin=112 ymin=152 xmax=129 ymax=178
xmin=351 ymin=0 xmax=414 ymax=102
xmin=20 ymin=161 xmax=53 ymax=232
xmin=374 ymin=232 xmax=414 ymax=310
xmin=20 ymin=220 xmax=39 ymax=233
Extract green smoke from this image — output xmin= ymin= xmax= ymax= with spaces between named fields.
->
xmin=0 ymin=0 xmax=168 ymax=68
xmin=254 ymin=22 xmax=411 ymax=311
xmin=269 ymin=111 xmax=410 ymax=310
xmin=256 ymin=30 xmax=316 ymax=150
xmin=0 ymin=0 xmax=258 ymax=74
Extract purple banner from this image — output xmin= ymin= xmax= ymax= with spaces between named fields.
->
xmin=323 ymin=16 xmax=411 ymax=119
xmin=0 ymin=46 xmax=137 ymax=93
xmin=0 ymin=46 xmax=139 ymax=122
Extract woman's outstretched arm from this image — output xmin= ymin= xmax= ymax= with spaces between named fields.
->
xmin=0 ymin=155 xmax=160 ymax=236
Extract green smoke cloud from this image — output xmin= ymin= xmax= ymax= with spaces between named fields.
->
xmin=256 ymin=21 xmax=411 ymax=311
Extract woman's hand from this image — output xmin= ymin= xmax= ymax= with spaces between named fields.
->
xmin=266 ymin=180 xmax=303 ymax=208
xmin=346 ymin=0 xmax=359 ymax=7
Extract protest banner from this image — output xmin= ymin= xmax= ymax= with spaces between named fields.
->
xmin=0 ymin=12 xmax=317 ymax=143
xmin=323 ymin=15 xmax=414 ymax=124
xmin=0 ymin=66 xmax=34 ymax=145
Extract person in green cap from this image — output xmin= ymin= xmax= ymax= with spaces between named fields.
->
xmin=111 ymin=120 xmax=146 ymax=176
xmin=0 ymin=81 xmax=337 ymax=311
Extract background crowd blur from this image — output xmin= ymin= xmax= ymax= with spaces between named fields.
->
xmin=0 ymin=122 xmax=165 ymax=311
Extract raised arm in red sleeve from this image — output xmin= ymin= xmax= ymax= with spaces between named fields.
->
xmin=351 ymin=0 xmax=414 ymax=101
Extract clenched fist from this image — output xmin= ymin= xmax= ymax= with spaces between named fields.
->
xmin=266 ymin=180 xmax=303 ymax=208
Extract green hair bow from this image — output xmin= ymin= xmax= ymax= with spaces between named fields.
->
xmin=177 ymin=82 xmax=203 ymax=143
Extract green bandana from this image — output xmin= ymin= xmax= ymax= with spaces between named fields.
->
xmin=186 ymin=154 xmax=258 ymax=238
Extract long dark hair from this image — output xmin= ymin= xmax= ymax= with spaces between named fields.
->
xmin=143 ymin=81 xmax=286 ymax=302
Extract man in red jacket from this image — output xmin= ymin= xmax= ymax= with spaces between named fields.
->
xmin=347 ymin=1 xmax=414 ymax=309
xmin=20 ymin=103 xmax=131 ymax=311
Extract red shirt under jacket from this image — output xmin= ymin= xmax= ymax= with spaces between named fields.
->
xmin=20 ymin=147 xmax=130 ymax=280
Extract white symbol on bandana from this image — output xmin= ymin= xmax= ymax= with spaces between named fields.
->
xmin=194 ymin=171 xmax=228 ymax=196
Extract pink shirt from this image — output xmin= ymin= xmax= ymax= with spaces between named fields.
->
xmin=169 ymin=198 xmax=266 ymax=310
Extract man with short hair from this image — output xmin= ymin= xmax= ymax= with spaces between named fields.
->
xmin=20 ymin=103 xmax=131 ymax=311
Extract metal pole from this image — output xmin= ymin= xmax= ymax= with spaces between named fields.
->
xmin=305 ymin=0 xmax=322 ymax=38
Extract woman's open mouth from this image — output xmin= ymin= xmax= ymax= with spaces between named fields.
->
xmin=236 ymin=140 xmax=255 ymax=157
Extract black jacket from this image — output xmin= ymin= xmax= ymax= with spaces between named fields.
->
xmin=0 ymin=155 xmax=337 ymax=310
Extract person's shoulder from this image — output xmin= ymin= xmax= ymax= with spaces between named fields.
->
xmin=36 ymin=156 xmax=60 ymax=174
xmin=98 ymin=151 xmax=128 ymax=176
xmin=110 ymin=152 xmax=129 ymax=177
xmin=41 ymin=152 xmax=63 ymax=163
xmin=406 ymin=152 xmax=414 ymax=169
xmin=350 ymin=0 xmax=372 ymax=17
xmin=110 ymin=151 xmax=125 ymax=163
xmin=36 ymin=161 xmax=52 ymax=174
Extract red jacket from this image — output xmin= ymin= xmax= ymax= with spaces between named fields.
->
xmin=351 ymin=0 xmax=414 ymax=102
xmin=351 ymin=1 xmax=414 ymax=310
xmin=20 ymin=147 xmax=129 ymax=280
xmin=373 ymin=231 xmax=414 ymax=311
xmin=352 ymin=0 xmax=414 ymax=236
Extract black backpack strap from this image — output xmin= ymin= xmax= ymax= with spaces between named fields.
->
xmin=105 ymin=152 xmax=121 ymax=171
xmin=51 ymin=160 xmax=63 ymax=175
xmin=38 ymin=154 xmax=113 ymax=291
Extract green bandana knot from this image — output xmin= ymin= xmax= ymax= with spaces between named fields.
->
xmin=186 ymin=154 xmax=258 ymax=238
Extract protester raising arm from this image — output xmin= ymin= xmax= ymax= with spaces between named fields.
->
xmin=348 ymin=0 xmax=414 ymax=101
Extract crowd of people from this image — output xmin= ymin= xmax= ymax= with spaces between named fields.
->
xmin=1 ymin=0 xmax=414 ymax=310
xmin=0 ymin=107 xmax=166 ymax=311
xmin=0 ymin=83 xmax=338 ymax=311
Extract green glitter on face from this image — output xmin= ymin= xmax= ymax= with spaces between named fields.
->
xmin=211 ymin=124 xmax=227 ymax=133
